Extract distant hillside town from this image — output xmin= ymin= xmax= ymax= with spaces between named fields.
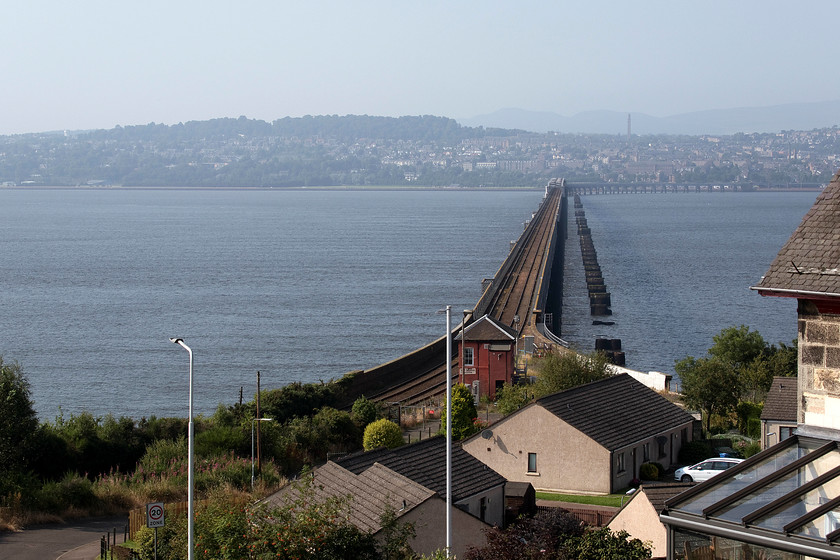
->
xmin=1 ymin=115 xmax=837 ymax=188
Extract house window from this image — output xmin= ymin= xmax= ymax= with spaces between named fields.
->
xmin=464 ymin=347 xmax=474 ymax=367
xmin=617 ymin=452 xmax=626 ymax=473
xmin=781 ymin=426 xmax=795 ymax=440
xmin=658 ymin=437 xmax=667 ymax=459
xmin=527 ymin=452 xmax=537 ymax=473
xmin=480 ymin=497 xmax=487 ymax=522
xmin=643 ymin=443 xmax=650 ymax=462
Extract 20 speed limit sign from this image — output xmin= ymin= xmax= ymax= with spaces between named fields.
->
xmin=147 ymin=502 xmax=165 ymax=528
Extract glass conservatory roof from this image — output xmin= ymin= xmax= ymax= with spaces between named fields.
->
xmin=662 ymin=435 xmax=840 ymax=558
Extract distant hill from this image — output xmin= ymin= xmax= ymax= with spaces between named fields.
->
xmin=458 ymin=100 xmax=840 ymax=135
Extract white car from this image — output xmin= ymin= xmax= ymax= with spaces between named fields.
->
xmin=674 ymin=457 xmax=744 ymax=483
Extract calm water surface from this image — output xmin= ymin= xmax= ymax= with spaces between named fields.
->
xmin=0 ymin=188 xmax=818 ymax=419
xmin=1 ymin=188 xmax=543 ymax=419
xmin=559 ymin=191 xmax=817 ymax=379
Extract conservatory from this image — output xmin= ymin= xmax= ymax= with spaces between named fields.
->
xmin=661 ymin=432 xmax=840 ymax=559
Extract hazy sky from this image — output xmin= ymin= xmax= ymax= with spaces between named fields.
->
xmin=3 ymin=1 xmax=838 ymax=135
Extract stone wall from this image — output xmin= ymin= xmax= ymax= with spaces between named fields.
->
xmin=798 ymin=299 xmax=840 ymax=429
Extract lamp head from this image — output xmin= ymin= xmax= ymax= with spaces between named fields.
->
xmin=170 ymin=337 xmax=183 ymax=344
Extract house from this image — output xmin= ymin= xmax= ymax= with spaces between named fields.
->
xmin=329 ymin=436 xmax=508 ymax=557
xmin=462 ymin=374 xmax=696 ymax=494
xmin=661 ymin=169 xmax=840 ymax=559
xmin=263 ymin=460 xmax=488 ymax=559
xmin=607 ymin=483 xmax=693 ymax=560
xmin=760 ymin=376 xmax=797 ymax=449
xmin=455 ymin=314 xmax=518 ymax=400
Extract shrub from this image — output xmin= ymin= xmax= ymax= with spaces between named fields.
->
xmin=639 ymin=462 xmax=659 ymax=481
xmin=351 ymin=395 xmax=381 ymax=428
xmin=363 ymin=419 xmax=404 ymax=450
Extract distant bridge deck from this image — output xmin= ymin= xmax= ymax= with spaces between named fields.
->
xmin=338 ymin=179 xmax=568 ymax=407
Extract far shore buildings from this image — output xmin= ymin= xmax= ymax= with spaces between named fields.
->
xmin=660 ymin=169 xmax=840 ymax=559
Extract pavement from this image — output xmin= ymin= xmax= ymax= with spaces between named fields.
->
xmin=0 ymin=515 xmax=127 ymax=560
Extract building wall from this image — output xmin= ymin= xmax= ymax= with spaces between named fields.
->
xmin=462 ymin=405 xmax=613 ymax=494
xmin=607 ymin=493 xmax=667 ymax=559
xmin=760 ymin=419 xmax=797 ymax=450
xmin=461 ymin=340 xmax=514 ymax=400
xmin=455 ymin=484 xmax=506 ymax=528
xmin=797 ymin=299 xmax=840 ymax=429
xmin=397 ymin=497 xmax=489 ymax=559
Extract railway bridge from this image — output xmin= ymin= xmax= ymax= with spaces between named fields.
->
xmin=337 ymin=179 xmax=569 ymax=407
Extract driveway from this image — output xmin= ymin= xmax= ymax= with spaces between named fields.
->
xmin=0 ymin=516 xmax=127 ymax=560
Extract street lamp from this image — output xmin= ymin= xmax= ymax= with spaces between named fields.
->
xmin=169 ymin=337 xmax=195 ymax=560
xmin=251 ymin=418 xmax=273 ymax=489
xmin=445 ymin=306 xmax=453 ymax=558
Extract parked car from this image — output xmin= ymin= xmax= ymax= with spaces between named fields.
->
xmin=674 ymin=457 xmax=744 ymax=483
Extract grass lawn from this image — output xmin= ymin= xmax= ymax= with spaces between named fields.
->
xmin=535 ymin=491 xmax=629 ymax=508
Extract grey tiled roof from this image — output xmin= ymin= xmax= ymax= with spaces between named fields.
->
xmin=635 ymin=482 xmax=693 ymax=514
xmin=336 ymin=436 xmax=506 ymax=503
xmin=536 ymin=374 xmax=695 ymax=451
xmin=760 ymin=376 xmax=798 ymax=422
xmin=753 ymin=169 xmax=840 ymax=296
xmin=264 ymin=461 xmax=435 ymax=533
xmin=455 ymin=314 xmax=517 ymax=342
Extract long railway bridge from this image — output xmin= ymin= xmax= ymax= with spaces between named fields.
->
xmin=337 ymin=179 xmax=569 ymax=407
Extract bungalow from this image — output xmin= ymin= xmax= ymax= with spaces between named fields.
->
xmin=264 ymin=461 xmax=489 ymax=559
xmin=607 ymin=483 xmax=693 ymax=560
xmin=329 ymin=436 xmax=509 ymax=558
xmin=760 ymin=376 xmax=797 ymax=450
xmin=462 ymin=374 xmax=696 ymax=494
xmin=661 ymin=169 xmax=840 ymax=559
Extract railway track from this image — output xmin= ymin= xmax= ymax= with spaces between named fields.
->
xmin=347 ymin=181 xmax=565 ymax=406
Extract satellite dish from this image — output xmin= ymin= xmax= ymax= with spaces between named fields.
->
xmin=481 ymin=429 xmax=493 ymax=439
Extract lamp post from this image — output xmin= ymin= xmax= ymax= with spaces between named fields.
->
xmin=251 ymin=418 xmax=273 ymax=489
xmin=445 ymin=305 xmax=452 ymax=558
xmin=169 ymin=337 xmax=194 ymax=560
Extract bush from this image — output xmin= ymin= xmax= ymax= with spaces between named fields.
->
xmin=351 ymin=396 xmax=380 ymax=429
xmin=363 ymin=419 xmax=404 ymax=450
xmin=678 ymin=440 xmax=713 ymax=465
xmin=639 ymin=462 xmax=660 ymax=481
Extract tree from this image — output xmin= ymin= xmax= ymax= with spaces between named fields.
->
xmin=535 ymin=350 xmax=611 ymax=396
xmin=675 ymin=356 xmax=739 ymax=435
xmin=0 ymin=358 xmax=38 ymax=475
xmin=351 ymin=395 xmax=381 ymax=429
xmin=439 ymin=383 xmax=481 ymax=440
xmin=363 ymin=418 xmax=404 ymax=450
xmin=708 ymin=325 xmax=766 ymax=372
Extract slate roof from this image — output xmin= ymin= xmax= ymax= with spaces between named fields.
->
xmin=336 ymin=435 xmax=506 ymax=503
xmin=455 ymin=314 xmax=517 ymax=342
xmin=535 ymin=374 xmax=695 ymax=450
xmin=753 ymin=169 xmax=840 ymax=296
xmin=264 ymin=461 xmax=435 ymax=534
xmin=760 ymin=376 xmax=798 ymax=422
xmin=634 ymin=482 xmax=693 ymax=514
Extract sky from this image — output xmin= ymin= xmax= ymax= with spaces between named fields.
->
xmin=2 ymin=1 xmax=839 ymax=135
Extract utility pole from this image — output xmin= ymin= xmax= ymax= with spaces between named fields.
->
xmin=256 ymin=371 xmax=261 ymax=474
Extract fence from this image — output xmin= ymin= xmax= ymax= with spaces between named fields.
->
xmin=536 ymin=505 xmax=614 ymax=527
xmin=129 ymin=499 xmax=208 ymax=540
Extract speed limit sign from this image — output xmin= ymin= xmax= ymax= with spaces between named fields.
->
xmin=147 ymin=502 xmax=165 ymax=528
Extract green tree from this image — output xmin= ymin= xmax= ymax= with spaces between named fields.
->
xmin=494 ymin=383 xmax=533 ymax=415
xmin=708 ymin=325 xmax=766 ymax=372
xmin=439 ymin=383 xmax=481 ymax=440
xmin=0 ymin=358 xmax=38 ymax=478
xmin=351 ymin=395 xmax=381 ymax=429
xmin=535 ymin=350 xmax=611 ymax=396
xmin=363 ymin=418 xmax=404 ymax=450
xmin=675 ymin=356 xmax=739 ymax=435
